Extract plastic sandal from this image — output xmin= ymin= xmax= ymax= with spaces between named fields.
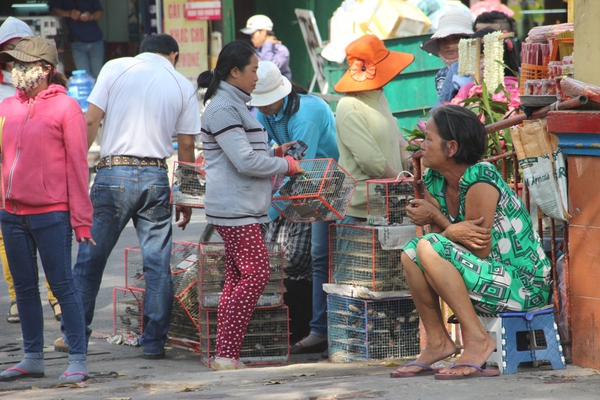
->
xmin=7 ymin=301 xmax=19 ymax=324
xmin=48 ymin=300 xmax=62 ymax=322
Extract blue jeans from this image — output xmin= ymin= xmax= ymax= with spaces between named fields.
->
xmin=65 ymin=165 xmax=174 ymax=355
xmin=71 ymin=39 xmax=104 ymax=79
xmin=309 ymin=220 xmax=335 ymax=337
xmin=0 ymin=211 xmax=87 ymax=356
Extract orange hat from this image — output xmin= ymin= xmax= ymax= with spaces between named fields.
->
xmin=334 ymin=35 xmax=415 ymax=93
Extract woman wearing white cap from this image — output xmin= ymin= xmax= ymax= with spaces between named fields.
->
xmin=421 ymin=7 xmax=474 ymax=95
xmin=241 ymin=14 xmax=292 ymax=80
xmin=251 ymin=60 xmax=339 ymax=354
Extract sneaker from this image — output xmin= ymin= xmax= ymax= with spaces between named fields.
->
xmin=142 ymin=349 xmax=166 ymax=360
xmin=210 ymin=357 xmax=246 ymax=371
xmin=54 ymin=337 xmax=70 ymax=353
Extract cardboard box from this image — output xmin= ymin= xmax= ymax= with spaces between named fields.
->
xmin=367 ymin=0 xmax=431 ymax=39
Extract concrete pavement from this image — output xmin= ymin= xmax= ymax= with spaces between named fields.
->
xmin=1 ymin=212 xmax=599 ymax=399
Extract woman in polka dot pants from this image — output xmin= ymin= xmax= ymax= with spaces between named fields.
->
xmin=213 ymin=225 xmax=269 ymax=367
xmin=197 ymin=40 xmax=304 ymax=370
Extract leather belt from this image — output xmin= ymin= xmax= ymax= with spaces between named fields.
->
xmin=97 ymin=155 xmax=168 ymax=170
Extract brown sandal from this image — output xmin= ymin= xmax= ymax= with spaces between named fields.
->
xmin=49 ymin=300 xmax=62 ymax=322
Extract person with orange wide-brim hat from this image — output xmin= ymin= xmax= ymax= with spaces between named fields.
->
xmin=334 ymin=35 xmax=414 ymax=222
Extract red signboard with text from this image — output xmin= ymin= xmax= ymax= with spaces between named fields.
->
xmin=184 ymin=0 xmax=222 ymax=21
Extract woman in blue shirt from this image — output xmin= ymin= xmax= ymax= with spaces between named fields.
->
xmin=251 ymin=61 xmax=339 ymax=354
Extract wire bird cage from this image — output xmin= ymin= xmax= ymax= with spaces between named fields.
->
xmin=329 ymin=224 xmax=411 ymax=292
xmin=199 ymin=305 xmax=290 ymax=367
xmin=124 ymin=242 xmax=198 ymax=288
xmin=120 ymin=242 xmax=202 ymax=351
xmin=198 ymin=242 xmax=284 ymax=309
xmin=327 ymin=295 xmax=420 ymax=362
xmin=170 ymin=251 xmax=201 ymax=351
xmin=271 ymin=158 xmax=356 ymax=222
xmin=170 ymin=160 xmax=206 ymax=208
xmin=113 ymin=286 xmax=144 ymax=338
xmin=367 ymin=176 xmax=415 ymax=226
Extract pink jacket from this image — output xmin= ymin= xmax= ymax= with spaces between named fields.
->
xmin=0 ymin=84 xmax=92 ymax=241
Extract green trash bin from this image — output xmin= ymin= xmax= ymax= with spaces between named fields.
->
xmin=323 ymin=34 xmax=445 ymax=133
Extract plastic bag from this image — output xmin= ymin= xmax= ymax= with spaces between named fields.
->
xmin=511 ymin=119 xmax=570 ymax=221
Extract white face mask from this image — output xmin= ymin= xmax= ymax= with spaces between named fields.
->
xmin=11 ymin=63 xmax=46 ymax=92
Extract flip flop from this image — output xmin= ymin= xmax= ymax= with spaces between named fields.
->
xmin=390 ymin=361 xmax=443 ymax=378
xmin=434 ymin=362 xmax=500 ymax=380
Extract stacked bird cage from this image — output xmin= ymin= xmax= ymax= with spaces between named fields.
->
xmin=112 ymin=286 xmax=144 ymax=340
xmin=271 ymin=159 xmax=357 ymax=222
xmin=329 ymin=224 xmax=410 ymax=292
xmin=115 ymin=242 xmax=202 ymax=352
xmin=199 ymin=306 xmax=290 ymax=367
xmin=327 ymin=294 xmax=420 ymax=362
xmin=170 ymin=160 xmax=206 ymax=208
xmin=198 ymin=242 xmax=285 ymax=309
xmin=366 ymin=175 xmax=415 ymax=226
xmin=198 ymin=241 xmax=289 ymax=367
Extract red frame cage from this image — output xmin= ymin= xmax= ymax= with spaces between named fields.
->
xmin=271 ymin=158 xmax=357 ymax=222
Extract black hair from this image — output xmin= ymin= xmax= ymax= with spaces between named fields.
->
xmin=473 ymin=11 xmax=516 ymax=34
xmin=430 ymin=105 xmax=487 ymax=165
xmin=472 ymin=27 xmax=519 ymax=77
xmin=281 ymin=82 xmax=308 ymax=117
xmin=140 ymin=33 xmax=179 ymax=64
xmin=197 ymin=40 xmax=256 ymax=104
xmin=39 ymin=60 xmax=67 ymax=88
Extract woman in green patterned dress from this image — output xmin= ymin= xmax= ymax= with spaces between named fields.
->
xmin=393 ymin=105 xmax=551 ymax=379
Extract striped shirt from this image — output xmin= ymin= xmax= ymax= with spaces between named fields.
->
xmin=201 ymin=81 xmax=290 ymax=226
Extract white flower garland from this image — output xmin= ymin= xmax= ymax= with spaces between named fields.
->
xmin=458 ymin=38 xmax=477 ymax=76
xmin=483 ymin=31 xmax=505 ymax=94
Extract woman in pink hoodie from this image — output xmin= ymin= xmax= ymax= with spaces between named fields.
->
xmin=0 ymin=37 xmax=93 ymax=383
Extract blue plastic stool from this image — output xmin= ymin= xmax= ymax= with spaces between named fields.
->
xmin=479 ymin=307 xmax=566 ymax=374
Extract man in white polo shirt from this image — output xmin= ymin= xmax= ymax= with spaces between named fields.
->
xmin=56 ymin=33 xmax=201 ymax=360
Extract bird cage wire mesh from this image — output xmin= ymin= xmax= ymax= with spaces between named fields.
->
xmin=367 ymin=175 xmax=415 ymax=226
xmin=120 ymin=242 xmax=202 ymax=351
xmin=327 ymin=294 xmax=420 ymax=362
xmin=198 ymin=242 xmax=285 ymax=309
xmin=124 ymin=241 xmax=198 ymax=288
xmin=112 ymin=286 xmax=144 ymax=340
xmin=271 ymin=158 xmax=357 ymax=222
xmin=199 ymin=305 xmax=290 ymax=367
xmin=329 ymin=224 xmax=410 ymax=292
xmin=170 ymin=160 xmax=206 ymax=208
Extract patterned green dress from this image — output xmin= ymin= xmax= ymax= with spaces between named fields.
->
xmin=403 ymin=162 xmax=551 ymax=313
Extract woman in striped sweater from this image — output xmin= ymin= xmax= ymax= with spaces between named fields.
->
xmin=197 ymin=40 xmax=303 ymax=371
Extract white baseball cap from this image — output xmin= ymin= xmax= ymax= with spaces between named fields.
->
xmin=249 ymin=61 xmax=292 ymax=107
xmin=240 ymin=15 xmax=274 ymax=35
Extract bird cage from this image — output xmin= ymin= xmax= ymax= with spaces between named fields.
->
xmin=199 ymin=305 xmax=290 ymax=367
xmin=271 ymin=159 xmax=356 ymax=222
xmin=112 ymin=286 xmax=144 ymax=338
xmin=124 ymin=241 xmax=198 ymax=288
xmin=170 ymin=160 xmax=206 ymax=208
xmin=329 ymin=223 xmax=412 ymax=292
xmin=367 ymin=176 xmax=415 ymax=226
xmin=198 ymin=242 xmax=284 ymax=309
xmin=327 ymin=294 xmax=420 ymax=362
xmin=169 ymin=249 xmax=201 ymax=352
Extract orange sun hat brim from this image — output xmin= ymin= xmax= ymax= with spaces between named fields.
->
xmin=334 ymin=35 xmax=415 ymax=93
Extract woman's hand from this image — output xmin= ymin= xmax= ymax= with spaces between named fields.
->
xmin=79 ymin=237 xmax=96 ymax=246
xmin=276 ymin=141 xmax=297 ymax=158
xmin=406 ymin=198 xmax=441 ymax=227
xmin=443 ymin=217 xmax=491 ymax=250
